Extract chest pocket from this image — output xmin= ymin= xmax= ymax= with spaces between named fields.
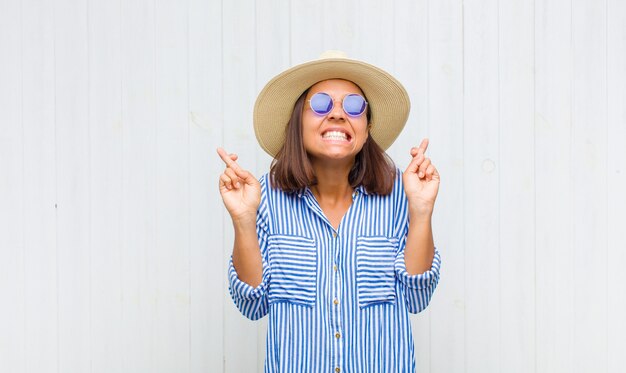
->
xmin=356 ymin=236 xmax=398 ymax=308
xmin=267 ymin=234 xmax=317 ymax=307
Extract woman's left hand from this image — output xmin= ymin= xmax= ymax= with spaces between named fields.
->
xmin=402 ymin=138 xmax=440 ymax=217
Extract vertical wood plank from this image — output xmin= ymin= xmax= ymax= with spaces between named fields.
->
xmin=88 ymin=0 xmax=123 ymax=372
xmin=222 ymin=1 xmax=259 ymax=372
xmin=393 ymin=1 xmax=432 ymax=371
xmin=0 ymin=0 xmax=25 ymax=370
xmin=321 ymin=0 xmax=354 ymax=54
xmin=154 ymin=0 xmax=191 ymax=371
xmin=290 ymin=1 xmax=323 ymax=64
xmin=346 ymin=0 xmax=394 ymax=70
xmin=463 ymin=0 xmax=501 ymax=371
xmin=188 ymin=0 xmax=223 ymax=371
xmin=607 ymin=1 xmax=626 ymax=371
xmin=120 ymin=0 xmax=158 ymax=371
xmin=572 ymin=1 xmax=608 ymax=371
xmin=427 ymin=1 xmax=466 ymax=372
xmin=54 ymin=0 xmax=91 ymax=370
xmin=499 ymin=0 xmax=536 ymax=371
xmin=535 ymin=0 xmax=574 ymax=371
xmin=21 ymin=0 xmax=59 ymax=371
xmin=0 ymin=0 xmax=24 ymax=248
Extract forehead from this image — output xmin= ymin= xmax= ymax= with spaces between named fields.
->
xmin=306 ymin=79 xmax=364 ymax=98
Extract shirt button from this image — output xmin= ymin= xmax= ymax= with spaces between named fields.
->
xmin=333 ymin=265 xmax=338 ymax=272
xmin=333 ymin=298 xmax=339 ymax=305
xmin=335 ymin=332 xmax=341 ymax=339
xmin=335 ymin=367 xmax=341 ymax=372
xmin=332 ymin=232 xmax=337 ymax=238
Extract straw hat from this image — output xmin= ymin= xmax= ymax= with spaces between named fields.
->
xmin=253 ymin=50 xmax=411 ymax=157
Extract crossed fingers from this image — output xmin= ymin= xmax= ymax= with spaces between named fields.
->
xmin=409 ymin=138 xmax=436 ymax=180
xmin=217 ymin=147 xmax=245 ymax=190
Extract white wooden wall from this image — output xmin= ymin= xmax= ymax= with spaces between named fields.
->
xmin=1 ymin=0 xmax=625 ymax=372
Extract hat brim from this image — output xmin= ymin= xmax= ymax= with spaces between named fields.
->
xmin=253 ymin=57 xmax=410 ymax=158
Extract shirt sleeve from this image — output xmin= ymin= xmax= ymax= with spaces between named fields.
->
xmin=394 ymin=237 xmax=442 ymax=314
xmin=227 ymin=176 xmax=271 ymax=321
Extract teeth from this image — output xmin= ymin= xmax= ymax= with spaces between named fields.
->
xmin=322 ymin=131 xmax=348 ymax=141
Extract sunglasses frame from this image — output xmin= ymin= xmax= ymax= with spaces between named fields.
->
xmin=307 ymin=92 xmax=368 ymax=117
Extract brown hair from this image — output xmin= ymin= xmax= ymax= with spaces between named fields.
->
xmin=270 ymin=88 xmax=396 ymax=195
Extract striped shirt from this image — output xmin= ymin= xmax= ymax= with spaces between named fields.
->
xmin=228 ymin=169 xmax=442 ymax=373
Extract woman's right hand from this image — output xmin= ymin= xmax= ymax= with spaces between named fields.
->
xmin=217 ymin=147 xmax=261 ymax=224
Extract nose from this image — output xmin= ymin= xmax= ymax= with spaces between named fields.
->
xmin=327 ymin=100 xmax=346 ymax=122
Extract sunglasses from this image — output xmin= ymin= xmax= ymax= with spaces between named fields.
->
xmin=308 ymin=92 xmax=368 ymax=117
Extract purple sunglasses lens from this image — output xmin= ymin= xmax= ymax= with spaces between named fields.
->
xmin=310 ymin=93 xmax=333 ymax=115
xmin=343 ymin=94 xmax=367 ymax=116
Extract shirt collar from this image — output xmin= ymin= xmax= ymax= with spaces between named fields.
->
xmin=296 ymin=184 xmax=369 ymax=198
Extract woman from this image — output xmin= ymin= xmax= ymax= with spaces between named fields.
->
xmin=218 ymin=51 xmax=441 ymax=373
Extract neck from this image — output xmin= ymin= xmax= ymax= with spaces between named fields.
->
xmin=310 ymin=160 xmax=354 ymax=204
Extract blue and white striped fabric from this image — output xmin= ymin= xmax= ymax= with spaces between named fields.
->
xmin=228 ymin=169 xmax=442 ymax=373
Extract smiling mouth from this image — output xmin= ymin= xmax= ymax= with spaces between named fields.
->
xmin=322 ymin=130 xmax=351 ymax=142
